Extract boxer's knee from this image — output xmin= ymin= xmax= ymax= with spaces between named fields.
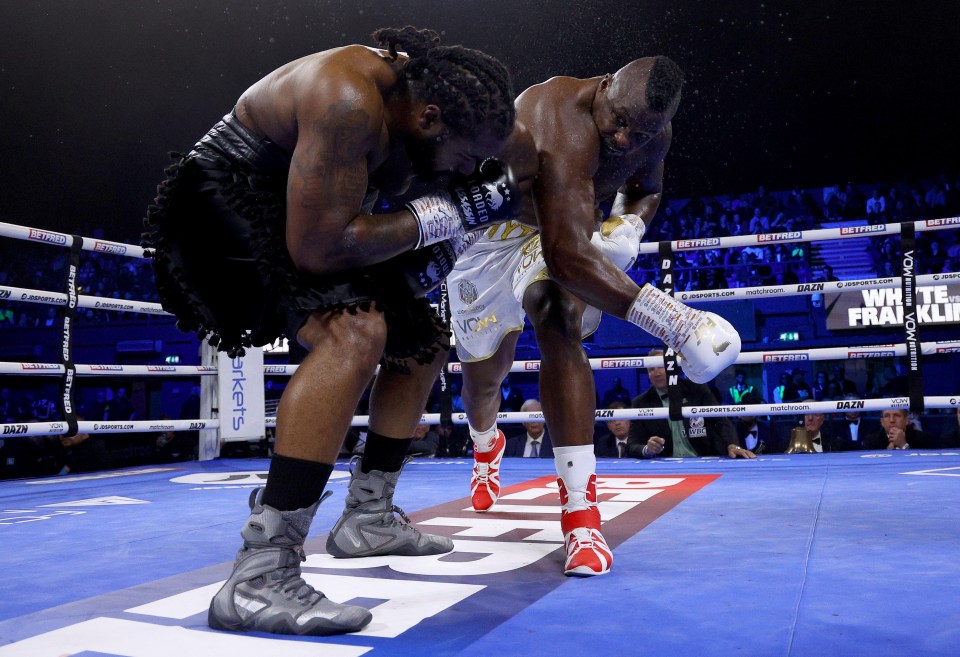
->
xmin=297 ymin=304 xmax=387 ymax=370
xmin=524 ymin=282 xmax=583 ymax=344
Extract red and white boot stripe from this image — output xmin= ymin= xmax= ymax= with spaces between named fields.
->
xmin=559 ymin=475 xmax=613 ymax=576
xmin=471 ymin=430 xmax=506 ymax=512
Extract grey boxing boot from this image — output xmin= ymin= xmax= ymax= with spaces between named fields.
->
xmin=326 ymin=458 xmax=454 ymax=558
xmin=208 ymin=490 xmax=372 ymax=636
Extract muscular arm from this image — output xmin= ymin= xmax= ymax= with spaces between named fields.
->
xmin=285 ymin=79 xmax=419 ymax=276
xmin=533 ymin=121 xmax=636 ymax=317
xmin=610 ymin=130 xmax=670 ymax=228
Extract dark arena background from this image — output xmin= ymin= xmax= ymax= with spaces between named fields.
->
xmin=1 ymin=2 xmax=959 ymax=656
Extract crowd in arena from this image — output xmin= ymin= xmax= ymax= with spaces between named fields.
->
xmin=1 ymin=173 xmax=958 ymax=477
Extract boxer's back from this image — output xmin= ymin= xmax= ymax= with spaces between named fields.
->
xmin=235 ymin=45 xmax=401 ymax=154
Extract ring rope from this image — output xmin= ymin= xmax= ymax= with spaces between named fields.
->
xmin=2 ymin=339 xmax=958 ymax=378
xmin=636 ymin=216 xmax=960 ymax=255
xmin=0 ymin=221 xmax=149 ymax=259
xmin=4 ymin=394 xmax=958 ymax=438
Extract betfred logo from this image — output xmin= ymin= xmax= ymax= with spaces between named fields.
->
xmin=524 ymin=362 xmax=541 ymax=370
xmin=27 ymin=228 xmax=68 ymax=245
xmin=848 ymin=350 xmax=895 ymax=358
xmin=676 ymin=238 xmax=720 ymax=248
xmin=447 ymin=363 xmax=463 ymax=373
xmin=763 ymin=353 xmax=808 ymax=362
xmin=601 ymin=358 xmax=647 ymax=368
xmin=20 ymin=363 xmax=61 ymax=371
xmin=758 ymin=231 xmax=801 ymax=242
xmin=93 ymin=241 xmax=128 ymax=255
xmin=925 ymin=217 xmax=960 ymax=227
xmin=840 ymin=224 xmax=886 ymax=235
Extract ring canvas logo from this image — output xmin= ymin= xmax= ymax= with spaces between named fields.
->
xmin=0 ymin=474 xmax=718 ymax=655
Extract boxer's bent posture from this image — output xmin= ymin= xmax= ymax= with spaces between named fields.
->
xmin=143 ymin=27 xmax=520 ymax=636
xmin=449 ymin=57 xmax=743 ymax=576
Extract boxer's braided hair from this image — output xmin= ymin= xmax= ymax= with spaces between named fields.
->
xmin=372 ymin=26 xmax=515 ymax=139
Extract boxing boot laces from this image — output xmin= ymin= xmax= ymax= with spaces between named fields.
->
xmin=326 ymin=457 xmax=454 ymax=558
xmin=471 ymin=429 xmax=506 ymax=512
xmin=208 ymin=489 xmax=372 ymax=636
xmin=559 ymin=475 xmax=613 ymax=577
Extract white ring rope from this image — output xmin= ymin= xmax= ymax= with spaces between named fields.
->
xmin=636 ymin=216 xmax=960 ymax=255
xmin=0 ymin=222 xmax=149 ymax=259
xmin=674 ymin=272 xmax=960 ymax=303
xmin=3 ymin=339 xmax=959 ymax=378
xmin=2 ymin=218 xmax=958 ymax=439
xmin=0 ymin=284 xmax=168 ymax=316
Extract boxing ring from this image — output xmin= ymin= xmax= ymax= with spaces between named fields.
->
xmin=1 ymin=218 xmax=959 ymax=656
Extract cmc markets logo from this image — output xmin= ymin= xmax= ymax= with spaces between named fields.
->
xmin=762 ymin=353 xmax=808 ymax=362
xmin=93 ymin=241 xmax=128 ymax=255
xmin=840 ymin=224 xmax=886 ymax=235
xmin=848 ymin=350 xmax=895 ymax=358
xmin=758 ymin=231 xmax=801 ymax=243
xmin=28 ymin=228 xmax=67 ymax=245
xmin=601 ymin=358 xmax=646 ymax=368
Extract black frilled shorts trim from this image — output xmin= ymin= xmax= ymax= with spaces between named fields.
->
xmin=141 ymin=111 xmax=448 ymax=370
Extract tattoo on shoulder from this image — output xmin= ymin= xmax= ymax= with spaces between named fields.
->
xmin=294 ymin=101 xmax=372 ymax=210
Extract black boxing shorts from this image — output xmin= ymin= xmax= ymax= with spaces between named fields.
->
xmin=142 ymin=109 xmax=448 ymax=370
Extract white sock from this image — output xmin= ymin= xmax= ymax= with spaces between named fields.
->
xmin=470 ymin=423 xmax=499 ymax=453
xmin=553 ymin=445 xmax=596 ymax=511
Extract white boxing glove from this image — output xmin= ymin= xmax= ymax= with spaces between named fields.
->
xmin=626 ymin=283 xmax=741 ymax=384
xmin=590 ymin=213 xmax=645 ymax=271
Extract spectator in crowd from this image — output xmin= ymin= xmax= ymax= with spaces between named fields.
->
xmin=864 ymin=409 xmax=939 ymax=450
xmin=831 ymin=364 xmax=859 ymax=397
xmin=499 ymin=375 xmax=525 ymax=412
xmin=796 ymin=413 xmax=842 ymax=453
xmin=505 ymin=399 xmax=553 ymax=458
xmin=940 ymin=409 xmax=960 ymax=449
xmin=601 ymin=377 xmax=633 ymax=408
xmin=727 ymin=369 xmax=755 ymax=404
xmin=594 ymin=400 xmax=633 ymax=458
xmin=408 ymin=421 xmax=439 ymax=457
xmin=865 ymin=188 xmax=887 ymax=219
xmin=629 ymin=350 xmax=754 ymax=459
xmin=812 ymin=371 xmax=829 ymax=401
xmin=772 ymin=372 xmax=790 ymax=404
xmin=782 ymin=369 xmax=813 ymax=403
xmin=736 ymin=393 xmax=772 ymax=454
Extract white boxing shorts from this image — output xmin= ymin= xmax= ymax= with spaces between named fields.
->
xmin=448 ymin=216 xmax=641 ymax=362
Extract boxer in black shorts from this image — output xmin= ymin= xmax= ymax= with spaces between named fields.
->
xmin=143 ymin=27 xmax=521 ymax=636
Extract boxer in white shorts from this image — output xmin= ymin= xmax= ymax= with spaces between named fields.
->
xmin=451 ymin=57 xmax=744 ymax=577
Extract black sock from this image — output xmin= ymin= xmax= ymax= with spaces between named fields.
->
xmin=260 ymin=454 xmax=333 ymax=511
xmin=361 ymin=431 xmax=413 ymax=473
